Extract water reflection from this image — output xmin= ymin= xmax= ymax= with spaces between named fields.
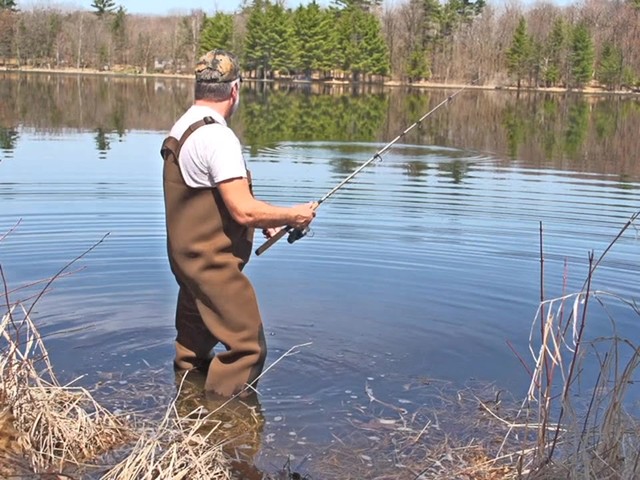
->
xmin=175 ymin=371 xmax=268 ymax=479
xmin=94 ymin=128 xmax=111 ymax=159
xmin=439 ymin=159 xmax=470 ymax=184
xmin=1 ymin=72 xmax=639 ymax=181
xmin=403 ymin=160 xmax=429 ymax=178
xmin=2 ymin=73 xmax=640 ymax=480
xmin=565 ymin=100 xmax=589 ymax=157
xmin=0 ymin=126 xmax=19 ymax=161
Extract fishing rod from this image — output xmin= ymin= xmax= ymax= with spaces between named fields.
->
xmin=255 ymin=81 xmax=477 ymax=256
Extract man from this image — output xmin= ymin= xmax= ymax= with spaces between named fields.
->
xmin=161 ymin=49 xmax=316 ymax=398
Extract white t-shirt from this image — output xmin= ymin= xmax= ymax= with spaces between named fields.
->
xmin=169 ymin=105 xmax=247 ymax=188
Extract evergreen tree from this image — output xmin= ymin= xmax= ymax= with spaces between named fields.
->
xmin=335 ymin=5 xmax=367 ymax=80
xmin=506 ymin=17 xmax=531 ymax=89
xmin=244 ymin=0 xmax=296 ymax=79
xmin=441 ymin=0 xmax=483 ymax=36
xmin=244 ymin=0 xmax=269 ymax=77
xmin=543 ymin=17 xmax=566 ymax=87
xmin=334 ymin=2 xmax=388 ymax=81
xmin=441 ymin=0 xmax=461 ymax=37
xmin=569 ymin=22 xmax=594 ymax=89
xmin=292 ymin=2 xmax=334 ymax=78
xmin=0 ymin=0 xmax=17 ymax=11
xmin=421 ymin=0 xmax=442 ymax=46
xmin=265 ymin=2 xmax=296 ymax=75
xmin=91 ymin=0 xmax=116 ymax=17
xmin=361 ymin=12 xmax=389 ymax=77
xmin=406 ymin=47 xmax=429 ymax=82
xmin=597 ymin=42 xmax=623 ymax=91
xmin=111 ymin=6 xmax=127 ymax=64
xmin=200 ymin=12 xmax=233 ymax=53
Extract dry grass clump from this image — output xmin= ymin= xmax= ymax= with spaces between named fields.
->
xmin=0 ymin=228 xmax=236 ymax=479
xmin=501 ymin=212 xmax=640 ymax=478
xmin=310 ymin=381 xmax=523 ymax=480
xmin=102 ymin=398 xmax=232 ymax=479
xmin=0 ymin=302 xmax=131 ymax=474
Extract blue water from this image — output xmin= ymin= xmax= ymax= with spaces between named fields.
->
xmin=1 ymin=93 xmax=640 ymax=476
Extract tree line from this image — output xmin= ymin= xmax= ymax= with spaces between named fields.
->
xmin=0 ymin=0 xmax=639 ymax=90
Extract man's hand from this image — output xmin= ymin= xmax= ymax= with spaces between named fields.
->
xmin=262 ymin=227 xmax=282 ymax=239
xmin=289 ymin=201 xmax=317 ymax=230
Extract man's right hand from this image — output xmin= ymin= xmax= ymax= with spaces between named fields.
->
xmin=290 ymin=202 xmax=317 ymax=230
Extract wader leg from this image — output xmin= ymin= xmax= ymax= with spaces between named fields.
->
xmin=193 ymin=287 xmax=267 ymax=398
xmin=174 ymin=285 xmax=218 ymax=372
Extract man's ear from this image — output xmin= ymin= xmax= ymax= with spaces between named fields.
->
xmin=232 ymin=82 xmax=240 ymax=97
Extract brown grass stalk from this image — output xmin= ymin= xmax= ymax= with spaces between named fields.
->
xmin=500 ymin=210 xmax=640 ymax=478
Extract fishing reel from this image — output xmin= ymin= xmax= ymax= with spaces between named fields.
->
xmin=287 ymin=226 xmax=310 ymax=244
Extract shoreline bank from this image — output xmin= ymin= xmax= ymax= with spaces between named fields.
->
xmin=2 ymin=66 xmax=638 ymax=96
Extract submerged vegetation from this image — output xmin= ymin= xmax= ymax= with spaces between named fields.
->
xmin=1 ymin=211 xmax=639 ymax=478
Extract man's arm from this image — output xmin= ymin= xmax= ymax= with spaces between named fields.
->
xmin=216 ymin=177 xmax=316 ymax=229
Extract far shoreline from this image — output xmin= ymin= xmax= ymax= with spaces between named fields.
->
xmin=2 ymin=66 xmax=638 ymax=97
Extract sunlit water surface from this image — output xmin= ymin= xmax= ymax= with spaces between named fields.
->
xmin=1 ymin=77 xmax=639 ymax=476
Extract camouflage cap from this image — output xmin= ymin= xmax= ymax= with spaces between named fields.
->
xmin=195 ymin=49 xmax=241 ymax=83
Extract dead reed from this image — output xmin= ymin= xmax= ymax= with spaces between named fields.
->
xmin=0 ymin=301 xmax=132 ymax=474
xmin=501 ymin=211 xmax=640 ymax=478
xmin=101 ymin=388 xmax=231 ymax=479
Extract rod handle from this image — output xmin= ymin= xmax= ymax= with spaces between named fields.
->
xmin=255 ymin=226 xmax=292 ymax=256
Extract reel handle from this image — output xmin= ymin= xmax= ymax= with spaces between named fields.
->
xmin=255 ymin=226 xmax=291 ymax=256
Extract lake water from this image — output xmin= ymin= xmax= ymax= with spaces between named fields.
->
xmin=1 ymin=73 xmax=639 ymax=477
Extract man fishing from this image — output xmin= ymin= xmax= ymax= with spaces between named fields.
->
xmin=161 ymin=49 xmax=316 ymax=398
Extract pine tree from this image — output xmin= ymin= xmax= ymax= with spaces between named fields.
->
xmin=406 ymin=47 xmax=429 ymax=82
xmin=244 ymin=0 xmax=296 ymax=79
xmin=441 ymin=0 xmax=483 ymax=36
xmin=243 ymin=0 xmax=269 ymax=78
xmin=543 ymin=17 xmax=566 ymax=87
xmin=200 ymin=12 xmax=233 ymax=53
xmin=597 ymin=42 xmax=623 ymax=91
xmin=111 ymin=6 xmax=126 ymax=64
xmin=292 ymin=2 xmax=334 ymax=79
xmin=0 ymin=0 xmax=17 ymax=11
xmin=506 ymin=17 xmax=531 ymax=89
xmin=420 ymin=0 xmax=442 ymax=46
xmin=337 ymin=5 xmax=368 ymax=80
xmin=569 ymin=22 xmax=594 ymax=89
xmin=334 ymin=2 xmax=388 ymax=81
xmin=91 ymin=0 xmax=116 ymax=17
xmin=266 ymin=2 xmax=296 ymax=75
xmin=361 ymin=12 xmax=389 ymax=78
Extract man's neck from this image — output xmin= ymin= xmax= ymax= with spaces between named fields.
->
xmin=194 ymin=99 xmax=228 ymax=119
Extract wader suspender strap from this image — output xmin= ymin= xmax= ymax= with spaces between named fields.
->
xmin=161 ymin=116 xmax=217 ymax=163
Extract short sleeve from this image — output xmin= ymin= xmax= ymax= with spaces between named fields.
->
xmin=191 ymin=124 xmax=247 ymax=185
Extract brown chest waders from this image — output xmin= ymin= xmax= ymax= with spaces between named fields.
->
xmin=161 ymin=117 xmax=266 ymax=398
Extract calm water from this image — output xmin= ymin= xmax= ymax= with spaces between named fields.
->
xmin=1 ymin=73 xmax=639 ymax=476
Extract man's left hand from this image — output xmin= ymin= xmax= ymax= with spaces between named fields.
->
xmin=262 ymin=227 xmax=283 ymax=239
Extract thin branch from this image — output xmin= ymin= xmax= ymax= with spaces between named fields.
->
xmin=24 ymin=233 xmax=110 ymax=321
